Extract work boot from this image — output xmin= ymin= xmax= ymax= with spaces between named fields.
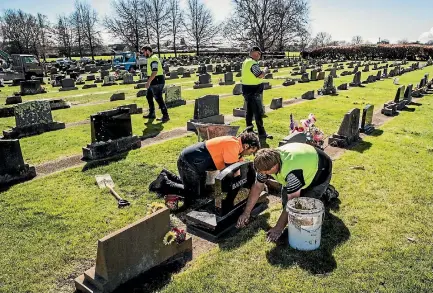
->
xmin=143 ymin=112 xmax=156 ymax=119
xmin=161 ymin=168 xmax=182 ymax=183
xmin=259 ymin=133 xmax=273 ymax=139
xmin=149 ymin=173 xmax=167 ymax=192
xmin=157 ymin=115 xmax=170 ymax=123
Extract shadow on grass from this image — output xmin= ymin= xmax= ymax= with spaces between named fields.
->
xmin=350 ymin=140 xmax=373 ymax=153
xmin=410 ymin=102 xmax=422 ymax=106
xmin=401 ymin=107 xmax=416 ymax=112
xmin=81 ymin=152 xmax=130 ymax=172
xmin=266 ymin=210 xmax=350 ymax=275
xmin=369 ymin=129 xmax=384 ymax=137
xmin=142 ymin=121 xmax=164 ymax=139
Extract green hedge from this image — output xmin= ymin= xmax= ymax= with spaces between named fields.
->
xmin=303 ymin=44 xmax=433 ymax=60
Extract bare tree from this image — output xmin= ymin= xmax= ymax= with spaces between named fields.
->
xmin=74 ymin=0 xmax=101 ymax=60
xmin=397 ymin=38 xmax=409 ymax=44
xmin=168 ymin=0 xmax=183 ymax=57
xmin=297 ymin=27 xmax=311 ymax=51
xmin=36 ymin=13 xmax=51 ymax=61
xmin=54 ymin=15 xmax=74 ymax=58
xmin=311 ymin=31 xmax=332 ymax=48
xmin=146 ymin=0 xmax=170 ymax=57
xmin=184 ymin=0 xmax=218 ymax=55
xmin=351 ymin=35 xmax=363 ymax=45
xmin=224 ymin=0 xmax=308 ymax=51
xmin=71 ymin=10 xmax=84 ymax=57
xmin=104 ymin=0 xmax=149 ymax=52
xmin=0 ymin=10 xmax=38 ymax=54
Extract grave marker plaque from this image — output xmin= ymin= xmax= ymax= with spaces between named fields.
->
xmin=328 ymin=108 xmax=360 ymax=147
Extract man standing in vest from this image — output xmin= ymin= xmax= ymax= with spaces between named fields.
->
xmin=236 ymin=143 xmax=338 ymax=241
xmin=141 ymin=45 xmax=169 ymax=122
xmin=242 ymin=46 xmax=272 ymax=139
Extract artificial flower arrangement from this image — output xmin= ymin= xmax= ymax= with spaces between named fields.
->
xmin=163 ymin=227 xmax=187 ymax=245
xmin=290 ymin=113 xmax=325 ymax=149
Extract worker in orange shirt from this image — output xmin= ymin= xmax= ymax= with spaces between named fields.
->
xmin=149 ymin=132 xmax=260 ymax=206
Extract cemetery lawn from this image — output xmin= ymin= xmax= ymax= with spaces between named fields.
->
xmin=0 ymin=64 xmax=432 ymax=292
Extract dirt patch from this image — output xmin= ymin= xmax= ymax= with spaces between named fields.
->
xmin=140 ymin=127 xmax=190 ymax=147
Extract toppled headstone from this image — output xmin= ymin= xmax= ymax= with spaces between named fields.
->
xmin=59 ymin=78 xmax=78 ymax=92
xmin=186 ymin=162 xmax=268 ymax=241
xmin=270 ymin=97 xmax=283 ymax=110
xmin=233 ymin=100 xmax=247 ymax=118
xmin=82 ymin=108 xmax=141 ymax=161
xmin=110 ymin=93 xmax=126 ymax=102
xmin=0 ymin=139 xmax=36 ymax=187
xmin=278 ymin=132 xmax=307 ymax=147
xmin=337 ymin=83 xmax=349 ymax=90
xmin=117 ymin=104 xmax=143 ymax=115
xmin=169 ymin=71 xmax=179 ymax=79
xmin=83 ymin=84 xmax=98 ymax=89
xmin=360 ymin=104 xmax=375 ymax=134
xmin=20 ymin=80 xmax=46 ymax=95
xmin=86 ymin=74 xmax=96 ymax=81
xmin=283 ymin=79 xmax=296 ymax=86
xmin=3 ymin=100 xmax=65 ymax=139
xmin=328 ymin=108 xmax=360 ymax=147
xmin=301 ymin=90 xmax=316 ymax=100
xmin=165 ymin=85 xmax=186 ymax=108
xmin=264 ymin=73 xmax=273 ymax=79
xmin=134 ymin=83 xmax=146 ymax=89
xmin=381 ymin=101 xmax=398 ymax=116
xmin=75 ymin=207 xmax=192 ymax=293
xmin=182 ymin=71 xmax=191 ymax=78
xmin=187 ymin=95 xmax=224 ymax=131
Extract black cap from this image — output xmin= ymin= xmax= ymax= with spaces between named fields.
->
xmin=250 ymin=46 xmax=262 ymax=53
xmin=141 ymin=45 xmax=152 ymax=52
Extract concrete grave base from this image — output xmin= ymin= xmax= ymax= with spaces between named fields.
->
xmin=75 ymin=208 xmax=192 ymax=293
xmin=49 ymin=99 xmax=71 ymax=110
xmin=83 ymin=84 xmax=98 ymax=89
xmin=360 ymin=124 xmax=375 ymax=134
xmin=328 ymin=133 xmax=360 ymax=148
xmin=59 ymin=87 xmax=78 ymax=92
xmin=193 ymin=83 xmax=213 ymax=89
xmin=218 ymin=81 xmax=236 ymax=86
xmin=166 ymin=100 xmax=187 ymax=108
xmin=232 ymin=108 xmax=246 ymax=118
xmin=187 ymin=115 xmax=225 ymax=131
xmin=381 ymin=102 xmax=398 ymax=116
xmin=186 ymin=192 xmax=268 ymax=242
xmin=82 ymin=136 xmax=141 ymax=161
xmin=0 ymin=164 xmax=36 ymax=187
xmin=349 ymin=82 xmax=362 ymax=87
xmin=2 ymin=122 xmax=66 ymax=139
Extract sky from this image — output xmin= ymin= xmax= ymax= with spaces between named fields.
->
xmin=1 ymin=0 xmax=433 ymax=44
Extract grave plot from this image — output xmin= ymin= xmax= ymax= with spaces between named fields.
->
xmin=82 ymin=108 xmax=141 ymax=161
xmin=2 ymin=100 xmax=65 ymax=139
xmin=328 ymin=108 xmax=361 ymax=147
xmin=75 ymin=207 xmax=192 ymax=293
xmin=0 ymin=139 xmax=36 ymax=186
xmin=186 ymin=161 xmax=269 ymax=241
xmin=186 ymin=95 xmax=224 ymax=131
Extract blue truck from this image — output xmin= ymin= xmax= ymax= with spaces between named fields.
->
xmin=111 ymin=51 xmax=146 ymax=72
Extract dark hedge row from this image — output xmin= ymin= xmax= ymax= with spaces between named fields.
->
xmin=302 ymin=45 xmax=433 ymax=60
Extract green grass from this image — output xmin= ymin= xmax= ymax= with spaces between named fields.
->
xmin=0 ymin=62 xmax=432 ymax=292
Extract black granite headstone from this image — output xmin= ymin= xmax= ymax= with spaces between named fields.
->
xmin=360 ymin=104 xmax=375 ymax=134
xmin=0 ymin=139 xmax=36 ymax=186
xmin=194 ymin=95 xmax=220 ymax=120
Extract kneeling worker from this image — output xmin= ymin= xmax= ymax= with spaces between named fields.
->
xmin=150 ymin=132 xmax=261 ymax=206
xmin=236 ymin=143 xmax=338 ymax=241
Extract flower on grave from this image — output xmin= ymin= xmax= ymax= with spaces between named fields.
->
xmin=164 ymin=195 xmax=181 ymax=211
xmin=163 ymin=227 xmax=186 ymax=245
xmin=147 ymin=202 xmax=165 ymax=215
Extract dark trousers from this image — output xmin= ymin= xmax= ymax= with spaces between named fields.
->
xmin=146 ymin=83 xmax=168 ymax=116
xmin=244 ymin=91 xmax=266 ymax=135
xmin=161 ymin=154 xmax=207 ymax=203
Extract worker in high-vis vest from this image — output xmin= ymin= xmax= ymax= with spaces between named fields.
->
xmin=141 ymin=45 xmax=169 ymax=122
xmin=236 ymin=143 xmax=339 ymax=242
xmin=241 ymin=46 xmax=272 ymax=139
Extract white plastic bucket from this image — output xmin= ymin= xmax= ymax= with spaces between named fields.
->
xmin=286 ymin=197 xmax=325 ymax=251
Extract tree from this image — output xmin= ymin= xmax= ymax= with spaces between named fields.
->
xmin=351 ymin=35 xmax=363 ymax=45
xmin=183 ymin=0 xmax=218 ymax=55
xmin=397 ymin=38 xmax=409 ymax=44
xmin=36 ymin=13 xmax=51 ymax=61
xmin=168 ymin=0 xmax=183 ymax=57
xmin=311 ymin=31 xmax=332 ymax=48
xmin=297 ymin=27 xmax=311 ymax=51
xmin=224 ymin=0 xmax=309 ymax=51
xmin=54 ymin=15 xmax=74 ymax=58
xmin=146 ymin=0 xmax=170 ymax=57
xmin=104 ymin=0 xmax=148 ymax=52
xmin=74 ymin=0 xmax=101 ymax=60
xmin=0 ymin=10 xmax=38 ymax=54
xmin=71 ymin=10 xmax=85 ymax=57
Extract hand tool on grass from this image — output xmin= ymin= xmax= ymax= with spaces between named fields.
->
xmin=95 ymin=174 xmax=130 ymax=208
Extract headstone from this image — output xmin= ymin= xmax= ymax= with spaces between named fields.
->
xmin=262 ymin=81 xmax=272 ymax=90
xmin=86 ymin=74 xmax=96 ymax=81
xmin=165 ymin=85 xmax=186 ymax=108
xmin=101 ymin=70 xmax=109 ymax=79
xmin=360 ymin=104 xmax=375 ymax=134
xmin=278 ymin=132 xmax=307 ymax=147
xmin=193 ymin=73 xmax=213 ymax=89
xmin=233 ymin=100 xmax=247 ymax=117
xmin=5 ymin=95 xmax=22 ymax=105
xmin=320 ymin=75 xmax=337 ymax=95
xmin=182 ymin=71 xmax=191 ymax=78
xmin=59 ymin=78 xmax=78 ymax=91
xmin=270 ymin=97 xmax=283 ymax=110
xmin=136 ymin=89 xmax=147 ymax=97
xmin=349 ymin=71 xmax=362 ymax=87
xmin=20 ymin=80 xmax=46 ymax=95
xmin=186 ymin=161 xmax=268 ymax=241
xmin=75 ymin=208 xmax=192 ymax=293
xmin=232 ymin=84 xmax=243 ymax=95
xmin=213 ymin=64 xmax=223 ymax=75
xmin=110 ymin=93 xmax=126 ymax=102
xmin=317 ymin=71 xmax=326 ymax=80
xmin=264 ymin=73 xmax=273 ymax=79
xmin=177 ymin=67 xmax=185 ymax=75
xmin=102 ymin=76 xmax=117 ymax=86
xmin=328 ymin=108 xmax=360 ymax=147
xmin=187 ymin=95 xmax=224 ymax=130
xmin=3 ymin=101 xmax=65 ymax=139
xmin=83 ymin=84 xmax=98 ymax=89
xmin=362 ymin=65 xmax=370 ymax=72
xmin=49 ymin=99 xmax=71 ymax=110
xmin=169 ymin=71 xmax=179 ymax=79
xmin=82 ymin=108 xmax=141 ymax=160
xmin=283 ymin=79 xmax=296 ymax=86
xmin=330 ymin=68 xmax=337 ymax=78
xmin=219 ymin=72 xmax=235 ymax=85
xmin=393 ymin=85 xmax=406 ymax=110
xmin=310 ymin=70 xmax=318 ymax=81
xmin=375 ymin=70 xmax=382 ymax=81
xmin=337 ymin=83 xmax=348 ymax=90
xmin=0 ymin=139 xmax=36 ymax=186
xmin=299 ymin=72 xmax=310 ymax=83
xmin=301 ymin=90 xmax=316 ymax=100
xmin=122 ymin=73 xmax=134 ymax=84
xmin=404 ymin=84 xmax=413 ymax=105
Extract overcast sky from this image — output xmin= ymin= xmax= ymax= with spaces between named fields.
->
xmin=1 ymin=0 xmax=433 ymax=44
